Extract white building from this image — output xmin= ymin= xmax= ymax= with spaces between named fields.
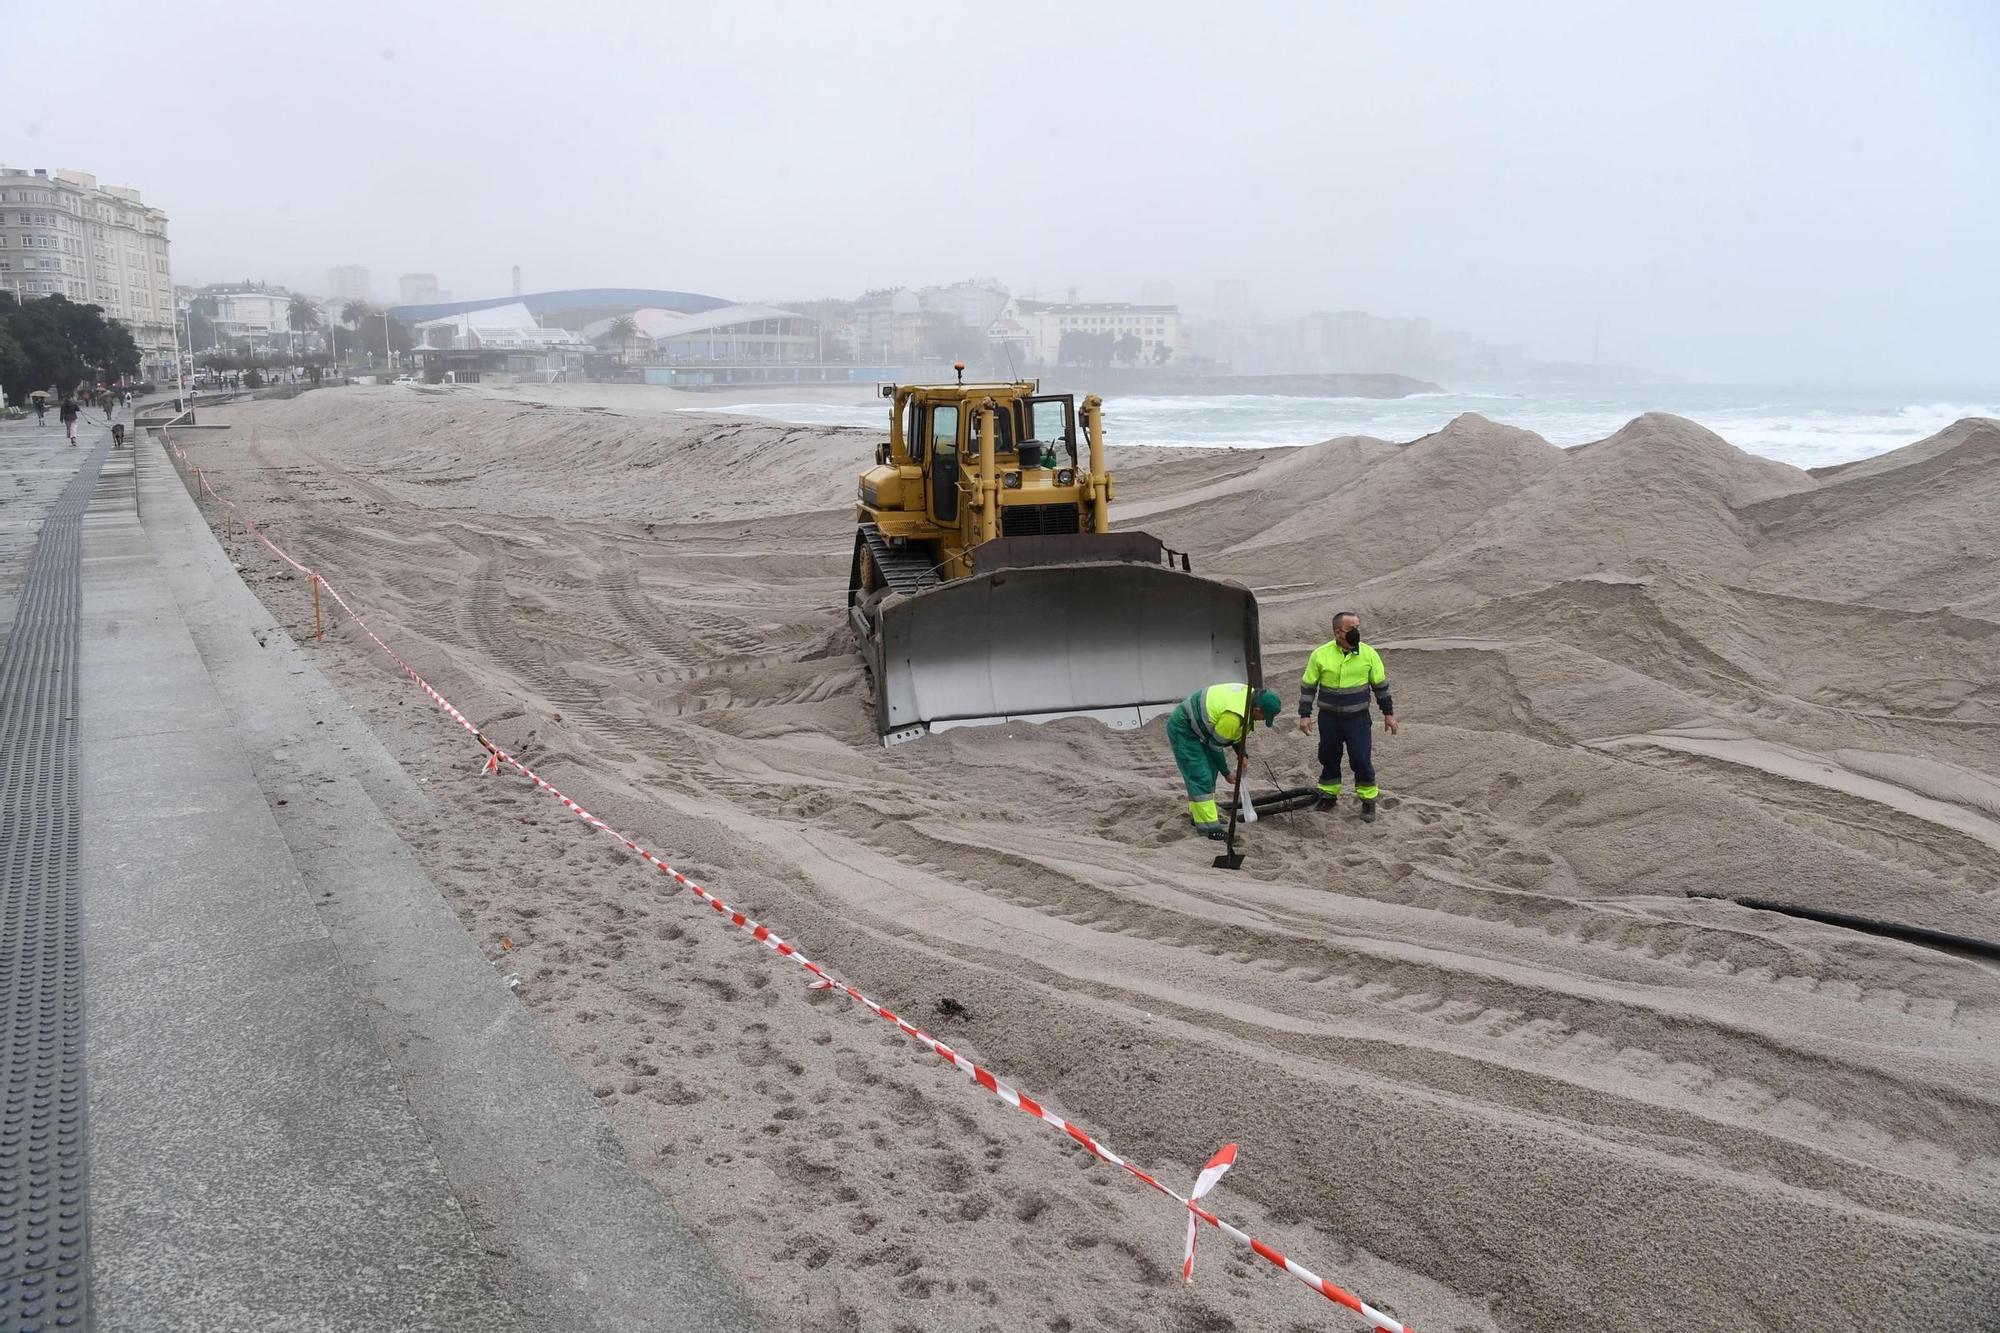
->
xmin=326 ymin=265 xmax=371 ymax=302
xmin=399 ymin=272 xmax=449 ymax=306
xmin=218 ymin=290 xmax=291 ymax=336
xmin=188 ymin=285 xmax=295 ymax=349
xmin=916 ymin=278 xmax=1009 ymax=337
xmin=0 ymin=166 xmax=177 ymax=382
xmin=413 ymin=301 xmax=584 ymax=351
xmin=993 ymin=299 xmax=1187 ymax=367
xmin=846 ymin=282 xmax=1010 ymax=364
xmin=850 ymin=289 xmax=918 ymax=363
xmin=582 ymin=304 xmax=817 ymax=364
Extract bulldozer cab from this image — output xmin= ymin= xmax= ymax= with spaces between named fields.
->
xmin=893 ymin=389 xmax=1078 ymax=456
xmin=897 ymin=391 xmax=1080 ymax=530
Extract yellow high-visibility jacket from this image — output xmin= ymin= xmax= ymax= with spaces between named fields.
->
xmin=1299 ymin=642 xmax=1392 ymax=717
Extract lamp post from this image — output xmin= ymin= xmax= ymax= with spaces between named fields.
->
xmin=169 ymin=303 xmax=190 ymax=420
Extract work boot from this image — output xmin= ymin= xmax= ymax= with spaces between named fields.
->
xmin=1193 ymin=821 xmax=1229 ymax=841
xmin=1360 ymin=798 xmax=1378 ymax=823
xmin=1313 ymin=794 xmax=1338 ymax=813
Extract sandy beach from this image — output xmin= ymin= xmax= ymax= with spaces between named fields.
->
xmin=167 ymin=383 xmax=2000 ymax=1331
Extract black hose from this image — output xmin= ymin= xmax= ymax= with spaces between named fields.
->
xmin=1687 ymin=891 xmax=2000 ymax=962
xmin=1223 ymin=786 xmax=1318 ymax=811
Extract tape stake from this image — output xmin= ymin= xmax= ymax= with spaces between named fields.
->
xmin=311 ymin=572 xmax=323 ymax=642
xmin=1183 ymin=1143 xmax=1237 ymax=1283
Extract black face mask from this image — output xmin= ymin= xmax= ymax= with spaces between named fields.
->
xmin=1343 ymin=627 xmax=1361 ymax=648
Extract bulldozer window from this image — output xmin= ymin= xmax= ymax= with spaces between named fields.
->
xmin=928 ymin=404 xmax=962 ymax=523
xmin=927 ymin=404 xmax=960 ymax=458
xmin=1029 ymin=396 xmax=1077 ymax=462
xmin=961 ymin=406 xmax=1014 ymax=453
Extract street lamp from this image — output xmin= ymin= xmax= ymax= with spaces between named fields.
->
xmin=169 ymin=304 xmax=190 ymax=418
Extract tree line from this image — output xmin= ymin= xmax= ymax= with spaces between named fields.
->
xmin=0 ymin=293 xmax=142 ymax=406
xmin=1056 ymin=329 xmax=1173 ymax=369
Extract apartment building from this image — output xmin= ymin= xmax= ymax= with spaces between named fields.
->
xmin=326 ymin=264 xmax=372 ymax=302
xmin=0 ymin=166 xmax=177 ymax=381
xmin=186 ymin=283 xmax=300 ymax=351
xmin=993 ymin=299 xmax=1187 ymax=366
xmin=399 ymin=272 xmax=450 ymax=306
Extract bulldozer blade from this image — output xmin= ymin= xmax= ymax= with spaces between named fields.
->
xmin=867 ymin=562 xmax=1260 ymax=743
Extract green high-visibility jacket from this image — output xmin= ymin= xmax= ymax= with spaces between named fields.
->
xmin=1299 ymin=641 xmax=1393 ymax=717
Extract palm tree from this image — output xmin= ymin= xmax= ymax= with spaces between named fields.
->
xmin=337 ymin=300 xmax=379 ymax=368
xmin=606 ymin=314 xmax=638 ymax=365
xmin=287 ymin=294 xmax=322 ymax=358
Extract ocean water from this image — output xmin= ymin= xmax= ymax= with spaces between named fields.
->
xmin=707 ymin=382 xmax=2000 ymax=471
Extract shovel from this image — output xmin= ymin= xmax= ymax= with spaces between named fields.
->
xmin=1213 ymin=753 xmax=1247 ymax=871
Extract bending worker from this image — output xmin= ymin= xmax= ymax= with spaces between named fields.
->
xmin=1168 ymin=682 xmax=1284 ymax=838
xmin=1299 ymin=611 xmax=1397 ymax=821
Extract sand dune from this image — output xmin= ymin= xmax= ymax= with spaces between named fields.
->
xmin=1744 ymin=417 xmax=2000 ymax=614
xmin=171 ymin=387 xmax=2000 ymax=1331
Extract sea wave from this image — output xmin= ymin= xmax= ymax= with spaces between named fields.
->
xmin=1894 ymin=401 xmax=2000 ymax=423
xmin=695 ymin=388 xmax=1999 ymax=469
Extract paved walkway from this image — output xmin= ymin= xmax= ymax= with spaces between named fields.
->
xmin=0 ymin=414 xmax=95 ymax=649
xmin=0 ymin=412 xmax=758 ymax=1332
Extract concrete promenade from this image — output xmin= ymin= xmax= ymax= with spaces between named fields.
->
xmin=0 ymin=407 xmax=758 ymax=1332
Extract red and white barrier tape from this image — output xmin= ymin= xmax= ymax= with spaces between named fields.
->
xmin=158 ymin=429 xmax=1415 ymax=1332
xmin=1185 ymin=1143 xmax=1236 ymax=1282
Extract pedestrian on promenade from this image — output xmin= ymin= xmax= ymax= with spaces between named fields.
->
xmin=34 ymin=397 xmax=46 ymax=425
xmin=59 ymin=395 xmax=81 ymax=445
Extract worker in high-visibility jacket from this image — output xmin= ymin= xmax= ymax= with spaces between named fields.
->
xmin=1167 ymin=683 xmax=1284 ymax=838
xmin=1298 ymin=611 xmax=1397 ymax=821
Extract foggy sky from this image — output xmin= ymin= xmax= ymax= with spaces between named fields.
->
xmin=10 ymin=0 xmax=1998 ymax=385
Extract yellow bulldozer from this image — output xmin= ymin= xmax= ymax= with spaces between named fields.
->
xmin=848 ymin=373 xmax=1262 ymax=745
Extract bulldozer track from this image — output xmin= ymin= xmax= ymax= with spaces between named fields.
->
xmin=858 ymin=524 xmax=941 ymax=595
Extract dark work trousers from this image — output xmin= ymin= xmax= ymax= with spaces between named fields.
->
xmin=1315 ymin=710 xmax=1377 ymax=799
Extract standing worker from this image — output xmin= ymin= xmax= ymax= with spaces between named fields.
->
xmin=1299 ymin=611 xmax=1398 ymax=821
xmin=1167 ymin=682 xmax=1284 ymax=838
